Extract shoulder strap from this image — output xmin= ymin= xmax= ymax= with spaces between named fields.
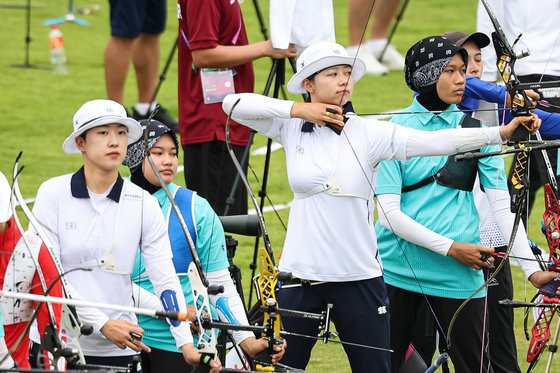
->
xmin=459 ymin=114 xmax=482 ymax=129
xmin=402 ymin=115 xmax=481 ymax=193
xmin=168 ymin=187 xmax=197 ymax=274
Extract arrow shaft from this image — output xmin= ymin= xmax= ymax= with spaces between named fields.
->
xmin=0 ymin=290 xmax=186 ymax=321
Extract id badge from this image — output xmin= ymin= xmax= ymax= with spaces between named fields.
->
xmin=200 ymin=68 xmax=235 ymax=104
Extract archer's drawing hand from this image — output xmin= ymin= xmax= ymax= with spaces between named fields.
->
xmin=100 ymin=319 xmax=150 ymax=352
xmin=500 ymin=113 xmax=541 ymax=140
xmin=181 ymin=343 xmax=222 ymax=372
xmin=291 ymin=102 xmax=344 ymax=128
xmin=447 ymin=242 xmax=494 ymax=270
xmin=240 ymin=337 xmax=287 ymax=365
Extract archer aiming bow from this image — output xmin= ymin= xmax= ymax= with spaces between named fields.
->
xmin=472 ymin=2 xmax=560 ymax=371
xmin=444 ymin=0 xmax=552 ymax=357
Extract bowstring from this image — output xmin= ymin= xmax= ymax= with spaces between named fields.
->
xmin=246 ymin=162 xmax=287 ymax=231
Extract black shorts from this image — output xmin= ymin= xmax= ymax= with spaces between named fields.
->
xmin=109 ymin=0 xmax=167 ymax=38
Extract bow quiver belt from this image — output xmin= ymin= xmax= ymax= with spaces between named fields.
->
xmin=402 ymin=115 xmax=482 ymax=193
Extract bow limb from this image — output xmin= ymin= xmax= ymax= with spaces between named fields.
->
xmin=225 ymin=100 xmax=284 ymax=366
xmin=6 ymin=153 xmax=87 ymax=367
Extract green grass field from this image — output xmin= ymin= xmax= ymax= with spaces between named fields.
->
xmin=0 ymin=0 xmax=558 ymax=372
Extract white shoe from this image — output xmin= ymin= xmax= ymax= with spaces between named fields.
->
xmin=373 ymin=44 xmax=405 ymax=70
xmin=347 ymin=45 xmax=388 ymax=76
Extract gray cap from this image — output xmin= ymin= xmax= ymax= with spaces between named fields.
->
xmin=443 ymin=31 xmax=490 ymax=49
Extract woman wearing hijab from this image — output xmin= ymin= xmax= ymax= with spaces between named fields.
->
xmin=374 ymin=35 xmax=540 ymax=372
xmin=222 ymin=41 xmax=536 ymax=371
xmin=123 ymin=120 xmax=285 ymax=372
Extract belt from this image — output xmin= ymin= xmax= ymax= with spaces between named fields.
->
xmin=280 ymin=277 xmax=327 ymax=289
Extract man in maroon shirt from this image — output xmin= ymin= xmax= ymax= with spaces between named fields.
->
xmin=178 ymin=0 xmax=296 ymax=215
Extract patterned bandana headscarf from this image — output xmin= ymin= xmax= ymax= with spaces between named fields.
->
xmin=404 ymin=35 xmax=468 ymax=110
xmin=122 ymin=119 xmax=179 ymax=173
xmin=123 ymin=119 xmax=179 ymax=194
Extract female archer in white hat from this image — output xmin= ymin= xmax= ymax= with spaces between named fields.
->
xmin=30 ymin=100 xmax=214 ymax=370
xmin=222 ymin=41 xmax=536 ymax=371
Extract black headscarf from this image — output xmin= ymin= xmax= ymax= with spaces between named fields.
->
xmin=404 ymin=36 xmax=468 ymax=111
xmin=122 ymin=119 xmax=179 ymax=194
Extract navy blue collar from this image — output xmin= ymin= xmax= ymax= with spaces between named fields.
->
xmin=70 ymin=166 xmax=123 ymax=203
xmin=301 ymin=101 xmax=355 ymax=135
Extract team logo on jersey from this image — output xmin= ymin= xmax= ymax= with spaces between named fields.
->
xmin=65 ymin=221 xmax=77 ymax=230
xmin=123 ymin=193 xmax=142 ymax=200
xmin=378 ymin=306 xmax=387 ymax=315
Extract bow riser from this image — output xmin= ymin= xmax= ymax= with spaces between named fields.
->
xmin=257 ymin=247 xmax=282 ymax=340
xmin=543 ymin=184 xmax=560 ymax=271
xmin=187 ymin=262 xmax=218 ymax=358
xmin=525 ymin=184 xmax=560 ymax=368
xmin=528 ymin=297 xmax=557 ymax=363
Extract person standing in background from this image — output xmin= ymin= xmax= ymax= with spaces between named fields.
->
xmin=177 ymin=0 xmax=296 ymax=216
xmin=346 ymin=0 xmax=406 ymax=75
xmin=105 ymin=0 xmax=179 ymax=133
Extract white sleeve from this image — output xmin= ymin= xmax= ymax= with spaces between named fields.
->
xmin=207 ymin=269 xmax=254 ymax=346
xmin=376 ymin=194 xmax=454 ymax=255
xmin=140 ymin=193 xmax=193 ymax=348
xmin=485 ymin=188 xmax=541 ymax=278
xmin=222 ymin=93 xmax=294 ymax=141
xmin=363 ymin=119 xmax=501 ymax=164
xmin=404 ymin=126 xmax=502 ymax=160
xmin=132 ymin=283 xmax=163 ymax=311
xmin=31 ymin=181 xmax=110 ymax=332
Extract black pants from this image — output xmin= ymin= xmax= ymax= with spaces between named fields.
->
xmin=141 ymin=347 xmax=192 ymax=373
xmin=276 ymin=278 xmax=391 ymax=373
xmin=387 ymin=284 xmax=492 ymax=373
xmin=483 ymin=254 xmax=521 ymax=373
xmin=183 ymin=140 xmax=248 ymax=216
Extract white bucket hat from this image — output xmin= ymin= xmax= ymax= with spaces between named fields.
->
xmin=0 ymin=171 xmax=12 ymax=223
xmin=63 ymin=99 xmax=144 ymax=155
xmin=287 ymin=42 xmax=367 ymax=95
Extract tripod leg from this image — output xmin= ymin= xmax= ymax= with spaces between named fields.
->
xmin=150 ymin=38 xmax=178 ymax=104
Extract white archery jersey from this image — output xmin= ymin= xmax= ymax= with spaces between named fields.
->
xmin=31 ymin=174 xmax=191 ymax=356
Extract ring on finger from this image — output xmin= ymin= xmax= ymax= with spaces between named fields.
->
xmin=325 ymin=111 xmax=330 ymax=117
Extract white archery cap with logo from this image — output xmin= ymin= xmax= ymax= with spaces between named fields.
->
xmin=63 ymin=99 xmax=143 ymax=155
xmin=287 ymin=42 xmax=366 ymax=95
